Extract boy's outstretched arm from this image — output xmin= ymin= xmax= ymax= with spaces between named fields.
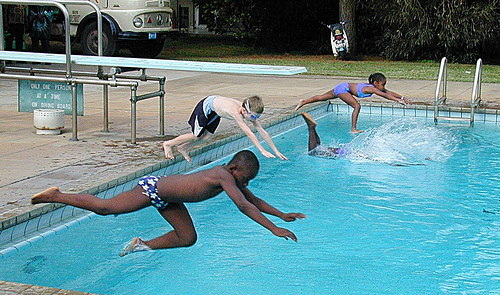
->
xmin=241 ymin=186 xmax=306 ymax=222
xmin=233 ymin=116 xmax=276 ymax=158
xmin=252 ymin=121 xmax=288 ymax=160
xmin=219 ymin=173 xmax=299 ymax=241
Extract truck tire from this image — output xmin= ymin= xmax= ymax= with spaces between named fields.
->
xmin=80 ymin=22 xmax=118 ymax=56
xmin=128 ymin=39 xmax=165 ymax=58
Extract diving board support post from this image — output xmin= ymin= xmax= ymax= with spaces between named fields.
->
xmin=0 ymin=72 xmax=140 ymax=141
xmin=103 ymin=83 xmax=110 ymax=132
xmin=51 ymin=0 xmax=104 ymax=138
xmin=129 ymin=77 xmax=166 ymax=144
xmin=131 ymin=86 xmax=138 ymax=144
xmin=71 ymin=81 xmax=78 ymax=141
xmin=101 ymin=68 xmax=166 ymax=143
xmin=158 ymin=75 xmax=166 ymax=138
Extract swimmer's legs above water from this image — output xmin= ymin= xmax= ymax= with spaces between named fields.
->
xmin=301 ymin=112 xmax=321 ymax=151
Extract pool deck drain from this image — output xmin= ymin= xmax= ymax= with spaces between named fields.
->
xmin=0 ymin=62 xmax=498 ymax=292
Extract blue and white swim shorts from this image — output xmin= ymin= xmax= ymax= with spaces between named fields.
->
xmin=138 ymin=175 xmax=168 ymax=210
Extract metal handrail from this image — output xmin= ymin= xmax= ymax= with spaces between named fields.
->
xmin=0 ymin=0 xmax=72 ymax=76
xmin=434 ymin=57 xmax=482 ymax=125
xmin=0 ymin=0 xmax=104 ymax=141
xmin=434 ymin=57 xmax=448 ymax=123
xmin=470 ymin=58 xmax=482 ymax=124
xmin=50 ymin=0 xmax=103 ymax=57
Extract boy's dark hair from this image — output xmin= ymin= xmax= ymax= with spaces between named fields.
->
xmin=229 ymin=150 xmax=260 ymax=177
xmin=369 ymin=73 xmax=386 ymax=84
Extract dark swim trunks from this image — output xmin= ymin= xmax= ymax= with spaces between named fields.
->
xmin=188 ymin=95 xmax=221 ymax=137
xmin=138 ymin=175 xmax=168 ymax=210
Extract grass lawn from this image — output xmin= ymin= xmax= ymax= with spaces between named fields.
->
xmin=159 ymin=36 xmax=500 ymax=84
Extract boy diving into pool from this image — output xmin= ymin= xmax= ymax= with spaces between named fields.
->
xmin=31 ymin=150 xmax=305 ymax=256
xmin=162 ymin=95 xmax=288 ymax=162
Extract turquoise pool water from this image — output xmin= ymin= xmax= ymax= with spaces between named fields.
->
xmin=1 ymin=112 xmax=500 ymax=294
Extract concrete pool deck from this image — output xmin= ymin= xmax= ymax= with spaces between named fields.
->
xmin=0 ymin=62 xmax=498 ymax=292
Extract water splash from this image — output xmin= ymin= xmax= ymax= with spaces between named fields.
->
xmin=343 ymin=118 xmax=460 ymax=165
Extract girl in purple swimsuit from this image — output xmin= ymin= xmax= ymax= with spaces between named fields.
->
xmin=295 ymin=73 xmax=412 ymax=133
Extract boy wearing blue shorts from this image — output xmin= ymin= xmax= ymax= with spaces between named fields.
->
xmin=163 ymin=95 xmax=288 ymax=162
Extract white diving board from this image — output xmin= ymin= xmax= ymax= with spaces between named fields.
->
xmin=0 ymin=50 xmax=307 ymax=144
xmin=0 ymin=51 xmax=307 ymax=75
xmin=0 ymin=51 xmax=68 ymax=64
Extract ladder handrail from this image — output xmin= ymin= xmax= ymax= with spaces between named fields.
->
xmin=470 ymin=58 xmax=482 ymax=124
xmin=434 ymin=57 xmax=448 ymax=122
xmin=471 ymin=58 xmax=482 ymax=107
xmin=434 ymin=57 xmax=482 ymax=125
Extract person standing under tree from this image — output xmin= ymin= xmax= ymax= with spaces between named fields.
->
xmin=4 ymin=5 xmax=27 ymax=51
xmin=28 ymin=5 xmax=53 ymax=53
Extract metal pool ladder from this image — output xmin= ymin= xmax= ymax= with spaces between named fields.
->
xmin=434 ymin=57 xmax=482 ymax=125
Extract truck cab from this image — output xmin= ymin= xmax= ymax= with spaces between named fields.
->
xmin=51 ymin=0 xmax=173 ymax=57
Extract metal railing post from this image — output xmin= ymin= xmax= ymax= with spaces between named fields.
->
xmin=434 ymin=57 xmax=448 ymax=123
xmin=131 ymin=85 xmax=138 ymax=144
xmin=158 ymin=77 xmax=166 ymax=137
xmin=470 ymin=58 xmax=482 ymax=125
xmin=70 ymin=81 xmax=78 ymax=141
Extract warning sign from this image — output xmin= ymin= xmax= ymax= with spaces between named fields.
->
xmin=18 ymin=80 xmax=84 ymax=115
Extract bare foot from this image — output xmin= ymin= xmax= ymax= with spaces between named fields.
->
xmin=162 ymin=142 xmax=174 ymax=160
xmin=350 ymin=129 xmax=364 ymax=134
xmin=31 ymin=187 xmax=60 ymax=204
xmin=301 ymin=112 xmax=317 ymax=127
xmin=119 ymin=237 xmax=152 ymax=257
xmin=177 ymin=146 xmax=192 ymax=163
xmin=294 ymin=99 xmax=306 ymax=111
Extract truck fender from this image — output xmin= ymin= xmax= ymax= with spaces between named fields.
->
xmin=75 ymin=13 xmax=121 ymax=40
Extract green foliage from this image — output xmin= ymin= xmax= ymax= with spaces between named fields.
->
xmin=160 ymin=36 xmax=500 ymax=83
xmin=356 ymin=0 xmax=500 ymax=63
xmin=193 ymin=0 xmax=259 ymax=39
xmin=192 ymin=0 xmax=337 ymax=52
xmin=192 ymin=0 xmax=500 ymax=63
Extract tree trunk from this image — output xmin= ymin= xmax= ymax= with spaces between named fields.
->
xmin=339 ymin=0 xmax=355 ymax=54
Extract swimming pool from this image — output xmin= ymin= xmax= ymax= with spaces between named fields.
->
xmin=1 ymin=108 xmax=500 ymax=294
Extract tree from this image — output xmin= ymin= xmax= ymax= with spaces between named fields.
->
xmin=339 ymin=0 xmax=356 ymax=54
xmin=193 ymin=0 xmax=260 ymax=39
xmin=193 ymin=0 xmax=338 ymax=53
xmin=355 ymin=0 xmax=500 ymax=63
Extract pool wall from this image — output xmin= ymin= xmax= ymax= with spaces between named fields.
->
xmin=1 ymin=101 xmax=499 ymax=258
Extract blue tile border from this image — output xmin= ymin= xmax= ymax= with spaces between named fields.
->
xmin=326 ymin=101 xmax=500 ymax=124
xmin=0 ymin=213 xmax=95 ymax=258
xmin=2 ymin=102 xmax=500 ymax=257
